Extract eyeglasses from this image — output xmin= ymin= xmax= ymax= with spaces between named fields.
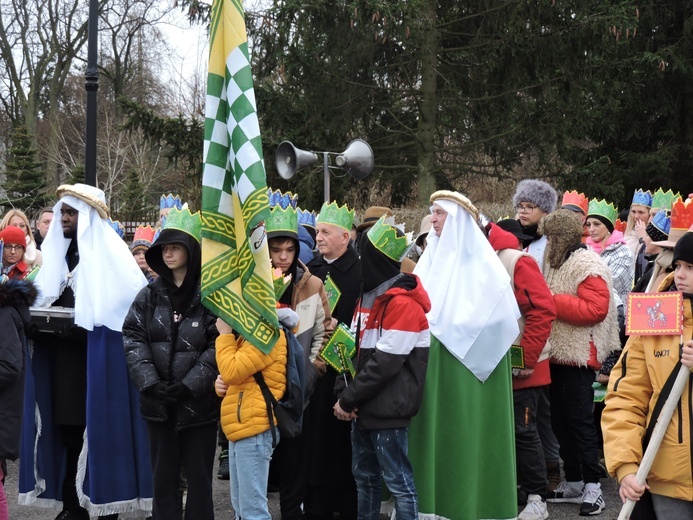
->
xmin=5 ymin=245 xmax=24 ymax=252
xmin=515 ymin=204 xmax=538 ymax=213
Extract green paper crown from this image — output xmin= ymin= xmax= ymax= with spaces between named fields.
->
xmin=587 ymin=199 xmax=618 ymax=225
xmin=652 ymin=188 xmax=681 ymax=211
xmin=367 ymin=215 xmax=414 ymax=262
xmin=163 ymin=204 xmax=202 ymax=242
xmin=266 ymin=206 xmax=298 ymax=238
xmin=316 ymin=201 xmax=354 ymax=231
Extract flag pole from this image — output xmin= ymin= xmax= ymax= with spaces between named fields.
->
xmin=617 ymin=337 xmax=689 ymax=520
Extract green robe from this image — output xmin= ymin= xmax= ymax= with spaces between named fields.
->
xmin=409 ymin=334 xmax=517 ymax=520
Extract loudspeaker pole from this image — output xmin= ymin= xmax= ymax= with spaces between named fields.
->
xmin=323 ymin=152 xmax=330 ymax=203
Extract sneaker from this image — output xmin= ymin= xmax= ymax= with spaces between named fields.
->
xmin=217 ymin=448 xmax=229 ymax=480
xmin=579 ymin=483 xmax=605 ymax=516
xmin=518 ymin=494 xmax=549 ymax=520
xmin=546 ymin=481 xmax=584 ymax=503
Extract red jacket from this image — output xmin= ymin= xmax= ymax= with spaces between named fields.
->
xmin=4 ymin=260 xmax=30 ymax=280
xmin=552 ymin=274 xmax=609 ymax=370
xmin=488 ymin=223 xmax=556 ymax=389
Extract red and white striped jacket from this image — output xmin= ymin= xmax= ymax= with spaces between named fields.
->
xmin=338 ymin=274 xmax=431 ymax=430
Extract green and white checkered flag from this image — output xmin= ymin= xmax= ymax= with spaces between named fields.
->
xmin=201 ymin=0 xmax=279 ymax=353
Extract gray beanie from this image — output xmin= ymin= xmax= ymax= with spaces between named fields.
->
xmin=512 ymin=179 xmax=558 ymax=214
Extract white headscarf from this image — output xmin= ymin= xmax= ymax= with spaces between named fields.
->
xmin=414 ymin=198 xmax=520 ymax=382
xmin=35 ymin=194 xmax=147 ymax=332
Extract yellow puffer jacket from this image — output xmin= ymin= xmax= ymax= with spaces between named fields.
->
xmin=217 ymin=331 xmax=287 ymax=442
xmin=603 ymin=273 xmax=693 ymax=501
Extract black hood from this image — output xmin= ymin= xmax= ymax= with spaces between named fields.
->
xmin=146 ymin=229 xmax=201 ymax=315
xmin=360 ymin=237 xmax=401 ymax=293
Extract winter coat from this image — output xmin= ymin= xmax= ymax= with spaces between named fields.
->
xmin=217 ymin=332 xmax=287 ymax=442
xmin=0 ymin=279 xmax=37 ymax=460
xmin=593 ymin=238 xmax=633 ymax=305
xmin=4 ymin=260 xmax=30 ymax=280
xmin=544 ymin=247 xmax=621 ymax=369
xmin=292 ymin=262 xmax=333 ymax=397
xmin=338 ymin=274 xmax=431 ymax=430
xmin=489 ymin=224 xmax=556 ymax=390
xmin=306 ymin=244 xmax=361 ymax=326
xmin=122 ymin=278 xmax=220 ymax=431
xmin=602 ymin=273 xmax=693 ymax=501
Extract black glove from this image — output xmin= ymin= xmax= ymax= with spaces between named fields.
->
xmin=148 ymin=382 xmax=176 ymax=405
xmin=167 ymin=382 xmax=192 ymax=402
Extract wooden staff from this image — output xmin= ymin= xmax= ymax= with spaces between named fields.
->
xmin=618 ymin=362 xmax=691 ymax=520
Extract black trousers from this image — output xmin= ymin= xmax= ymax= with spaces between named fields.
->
xmin=147 ymin=419 xmax=217 ymax=520
xmin=272 ymin=429 xmax=310 ymax=520
xmin=550 ymin=364 xmax=601 ymax=484
xmin=514 ymin=387 xmax=547 ymax=496
xmin=60 ymin=424 xmax=86 ymax=512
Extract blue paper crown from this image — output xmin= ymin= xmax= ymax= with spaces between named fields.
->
xmin=632 ymin=189 xmax=653 ymax=207
xmin=160 ymin=193 xmax=183 ymax=211
xmin=268 ymin=189 xmax=298 ymax=210
xmin=297 ymin=208 xmax=317 ymax=228
xmin=650 ymin=210 xmax=671 ymax=235
xmin=107 ymin=218 xmax=125 ymax=239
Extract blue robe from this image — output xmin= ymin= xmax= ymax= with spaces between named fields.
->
xmin=19 ymin=327 xmax=153 ymax=515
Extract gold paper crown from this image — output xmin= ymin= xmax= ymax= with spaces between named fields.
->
xmin=429 ymin=190 xmax=479 ymax=221
xmin=162 ymin=204 xmax=202 ymax=243
xmin=367 ymin=215 xmax=414 ymax=262
xmin=561 ymin=190 xmax=589 ymax=214
xmin=316 ymin=201 xmax=354 ymax=231
xmin=587 ymin=199 xmax=618 ymax=225
xmin=57 ymin=183 xmax=109 ymax=219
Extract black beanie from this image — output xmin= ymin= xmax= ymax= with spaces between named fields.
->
xmin=587 ymin=214 xmax=614 ymax=233
xmin=672 ymin=232 xmax=693 ymax=268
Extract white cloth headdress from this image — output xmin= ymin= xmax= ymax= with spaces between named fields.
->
xmin=35 ymin=193 xmax=147 ymax=332
xmin=414 ymin=197 xmax=520 ymax=381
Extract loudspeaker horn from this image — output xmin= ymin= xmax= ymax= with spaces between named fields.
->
xmin=275 ymin=141 xmax=319 ymax=180
xmin=334 ymin=139 xmax=374 ymax=180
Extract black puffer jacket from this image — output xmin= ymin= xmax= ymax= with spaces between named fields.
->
xmin=123 ymin=278 xmax=220 ymax=431
xmin=0 ymin=279 xmax=38 ymax=460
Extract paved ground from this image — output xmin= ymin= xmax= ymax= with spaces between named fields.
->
xmin=6 ymin=448 xmax=624 ymax=519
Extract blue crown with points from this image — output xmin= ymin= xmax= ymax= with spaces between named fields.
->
xmin=160 ymin=193 xmax=183 ymax=211
xmin=267 ymin=189 xmax=298 ymax=210
xmin=632 ymin=189 xmax=653 ymax=208
xmin=107 ymin=218 xmax=125 ymax=239
xmin=650 ymin=210 xmax=671 ymax=235
xmin=297 ymin=208 xmax=317 ymax=228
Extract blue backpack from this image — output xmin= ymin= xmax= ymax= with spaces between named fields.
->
xmin=254 ymin=326 xmax=306 ymax=447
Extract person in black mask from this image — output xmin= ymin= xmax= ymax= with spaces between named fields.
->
xmin=123 ymin=206 xmax=220 ymax=520
xmin=333 ymin=215 xmax=431 ymax=520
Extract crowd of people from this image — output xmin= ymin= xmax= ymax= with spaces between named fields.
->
xmin=0 ymin=180 xmax=693 ymax=520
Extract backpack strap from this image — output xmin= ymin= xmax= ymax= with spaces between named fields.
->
xmin=642 ymin=359 xmax=684 ymax=449
xmin=253 ymin=371 xmax=279 ymax=448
